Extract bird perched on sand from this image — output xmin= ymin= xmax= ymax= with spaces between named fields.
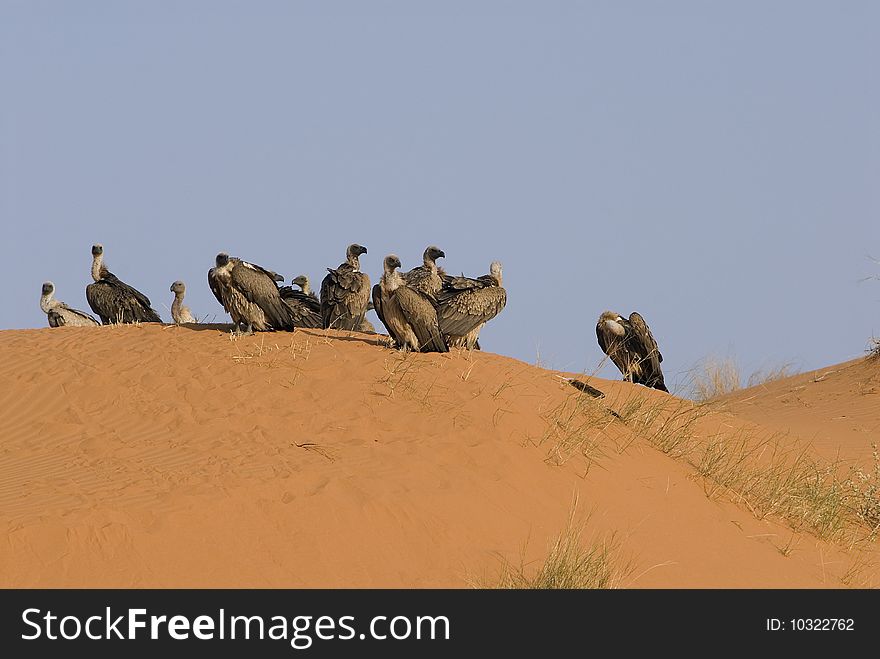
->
xmin=208 ymin=252 xmax=294 ymax=334
xmin=437 ymin=261 xmax=506 ymax=350
xmin=85 ymin=244 xmax=162 ymax=324
xmin=320 ymin=243 xmax=370 ymax=331
xmin=373 ymin=254 xmax=448 ymax=352
xmin=169 ymin=281 xmax=196 ymax=324
xmin=596 ymin=311 xmax=668 ymax=392
xmin=40 ymin=281 xmax=99 ymax=327
xmin=279 ymin=275 xmax=322 ymax=329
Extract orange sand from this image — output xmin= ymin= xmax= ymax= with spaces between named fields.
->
xmin=0 ymin=325 xmax=876 ymax=587
xmin=720 ymin=358 xmax=880 ymax=465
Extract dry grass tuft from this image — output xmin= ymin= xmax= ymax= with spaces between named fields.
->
xmin=689 ymin=356 xmax=798 ymax=401
xmin=747 ymin=362 xmax=796 ymax=387
xmin=847 ymin=444 xmax=880 ymax=536
xmin=539 ymin=393 xmax=614 ymax=467
xmin=479 ymin=507 xmax=632 ymax=589
xmin=376 ymin=353 xmax=421 ymax=398
xmin=689 ymin=357 xmax=741 ymax=401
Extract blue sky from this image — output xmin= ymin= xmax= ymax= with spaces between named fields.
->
xmin=2 ymin=1 xmax=877 ymax=391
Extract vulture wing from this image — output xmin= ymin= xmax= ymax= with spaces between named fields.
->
xmin=628 ymin=312 xmax=663 ymax=366
xmin=61 ymin=303 xmax=100 ymax=326
xmin=231 ymin=262 xmax=293 ymax=330
xmin=371 ymin=283 xmax=387 ymax=332
xmin=320 ymin=265 xmax=369 ymax=330
xmin=627 ymin=312 xmax=668 ymax=392
xmin=279 ymin=286 xmax=322 ymax=328
xmin=208 ymin=268 xmax=226 ymax=308
xmin=86 ymin=276 xmax=161 ymax=324
xmin=437 ymin=277 xmax=507 ymax=338
xmin=395 ymin=286 xmax=448 ymax=352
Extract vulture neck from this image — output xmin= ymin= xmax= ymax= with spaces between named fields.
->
xmin=215 ymin=260 xmax=235 ymax=280
xmin=423 ymin=256 xmax=438 ymax=274
xmin=91 ymin=255 xmax=107 ymax=282
xmin=171 ymin=294 xmax=185 ymax=317
xmin=40 ymin=291 xmax=59 ymax=314
xmin=346 ymin=253 xmax=361 ymax=271
xmin=383 ymin=268 xmax=404 ymax=293
xmin=300 ymin=281 xmax=312 ymax=296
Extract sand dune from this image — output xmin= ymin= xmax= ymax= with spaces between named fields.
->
xmin=0 ymin=325 xmax=876 ymax=587
xmin=720 ymin=358 xmax=880 ymax=464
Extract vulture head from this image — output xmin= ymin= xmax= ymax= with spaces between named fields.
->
xmin=91 ymin=244 xmax=104 ymax=257
xmin=384 ymin=254 xmax=402 ymax=273
xmin=598 ymin=311 xmax=626 ymax=337
xmin=489 ymin=261 xmax=503 ymax=285
xmin=170 ymin=280 xmax=186 ymax=295
xmin=41 ymin=281 xmax=55 ymax=296
xmin=215 ymin=252 xmax=231 ymax=268
xmin=347 ymin=243 xmax=368 ymax=258
xmin=423 ymin=245 xmax=446 ymax=264
xmin=292 ymin=275 xmax=309 ymax=290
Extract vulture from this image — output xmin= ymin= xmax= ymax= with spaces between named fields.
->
xmin=169 ymin=281 xmax=196 ymax=324
xmin=207 ymin=252 xmax=294 ymax=334
xmin=372 ymin=255 xmax=448 ymax=353
xmin=85 ymin=244 xmax=162 ymax=324
xmin=596 ymin=311 xmax=668 ymax=392
xmin=279 ymin=275 xmax=322 ymax=328
xmin=403 ymin=245 xmax=445 ymax=298
xmin=320 ymin=243 xmax=370 ymax=330
xmin=40 ymin=281 xmax=99 ymax=327
xmin=292 ymin=274 xmax=317 ymax=298
xmin=437 ymin=261 xmax=507 ymax=349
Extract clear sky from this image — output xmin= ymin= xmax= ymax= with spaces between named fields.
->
xmin=2 ymin=1 xmax=877 ymax=392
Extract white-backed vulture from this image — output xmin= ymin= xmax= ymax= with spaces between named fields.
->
xmin=169 ymin=281 xmax=196 ymax=324
xmin=292 ymin=274 xmax=316 ymax=298
xmin=208 ymin=255 xmax=283 ymax=311
xmin=437 ymin=261 xmax=506 ymax=349
xmin=403 ymin=245 xmax=445 ymax=299
xmin=372 ymin=255 xmax=420 ymax=351
xmin=208 ymin=252 xmax=294 ymax=334
xmin=320 ymin=243 xmax=370 ymax=330
xmin=40 ymin=282 xmax=100 ymax=327
xmin=373 ymin=255 xmax=448 ymax=353
xmin=85 ymin=244 xmax=162 ymax=324
xmin=596 ymin=311 xmax=668 ymax=392
xmin=279 ymin=275 xmax=322 ymax=328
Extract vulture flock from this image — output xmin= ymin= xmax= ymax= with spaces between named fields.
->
xmin=38 ymin=242 xmax=669 ymax=391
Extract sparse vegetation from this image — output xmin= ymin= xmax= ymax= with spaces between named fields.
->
xmin=377 ymin=353 xmax=421 ymax=398
xmin=869 ymin=338 xmax=880 ymax=359
xmin=847 ymin=444 xmax=880 ymax=536
xmin=539 ymin=387 xmax=880 ymax=546
xmin=747 ymin=362 xmax=795 ymax=387
xmin=539 ymin=393 xmax=613 ymax=467
xmin=688 ymin=356 xmax=798 ymax=401
xmin=617 ymin=399 xmax=880 ymax=544
xmin=689 ymin=357 xmax=742 ymax=401
xmin=479 ymin=508 xmax=632 ymax=589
